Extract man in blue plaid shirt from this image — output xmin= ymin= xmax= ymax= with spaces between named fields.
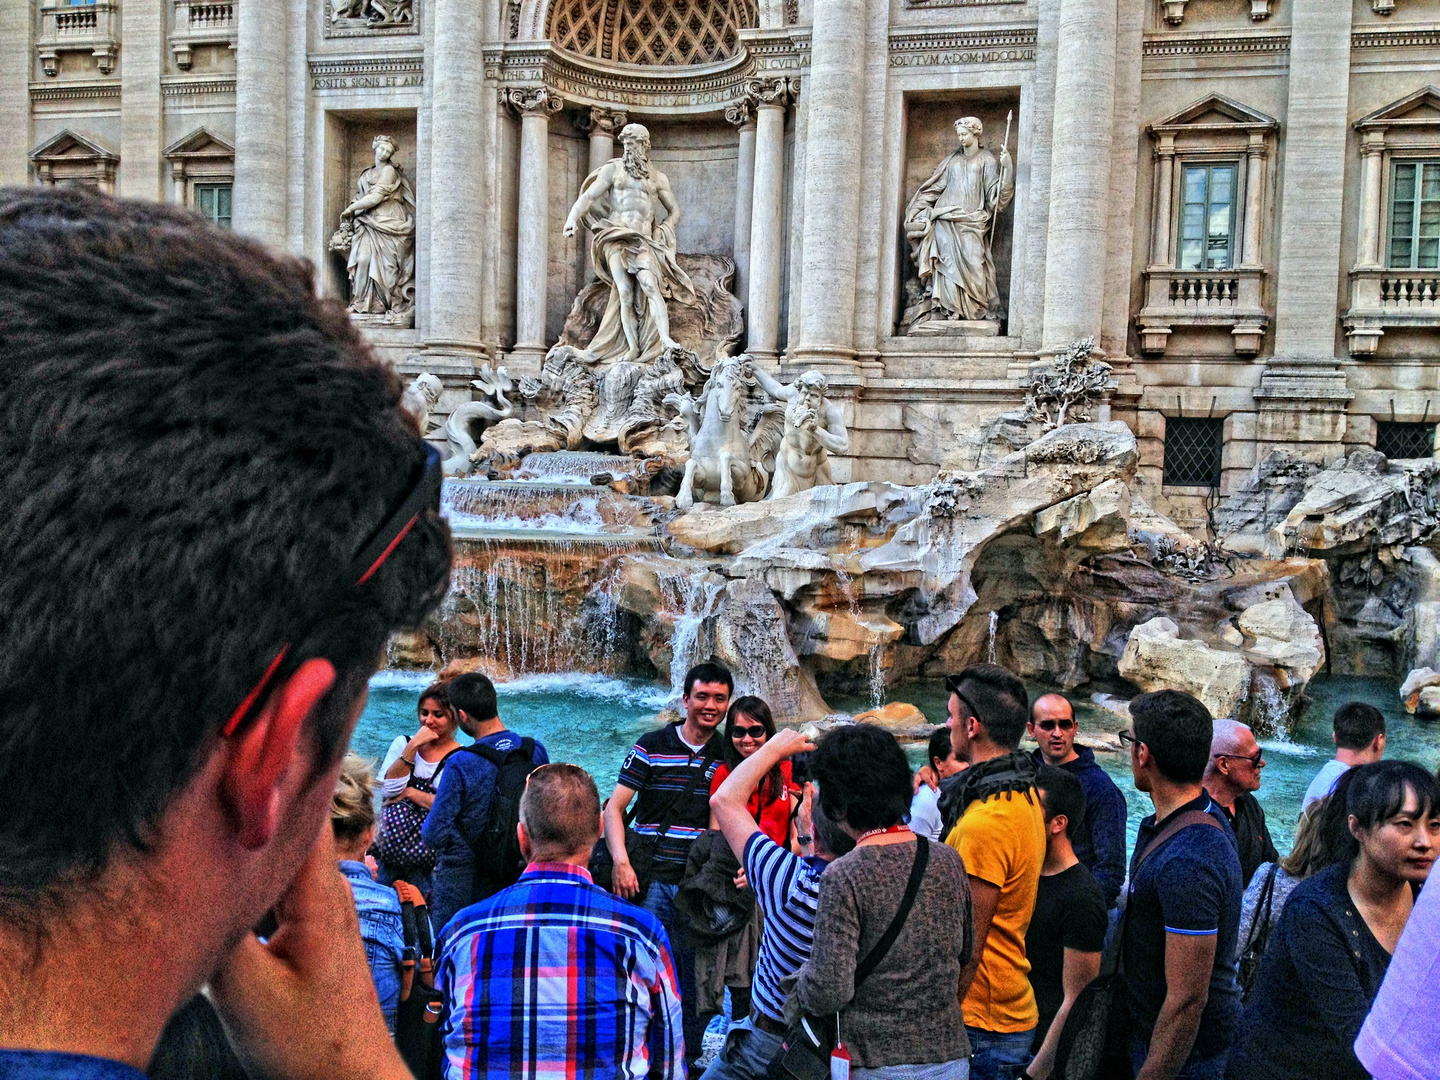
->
xmin=437 ymin=764 xmax=685 ymax=1079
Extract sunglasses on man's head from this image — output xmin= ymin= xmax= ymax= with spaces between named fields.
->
xmin=731 ymin=724 xmax=767 ymax=740
xmin=1034 ymin=718 xmax=1075 ymax=732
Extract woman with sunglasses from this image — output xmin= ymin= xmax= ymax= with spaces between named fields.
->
xmin=709 ymin=697 xmax=800 ymax=849
xmin=373 ymin=680 xmax=463 ymax=900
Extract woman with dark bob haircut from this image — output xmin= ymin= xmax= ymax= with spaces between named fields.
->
xmin=1227 ymin=760 xmax=1440 ymax=1080
xmin=793 ymin=725 xmax=975 ymax=1077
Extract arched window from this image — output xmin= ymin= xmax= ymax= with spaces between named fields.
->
xmin=547 ymin=0 xmax=756 ymax=65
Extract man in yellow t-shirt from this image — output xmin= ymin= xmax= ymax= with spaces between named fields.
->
xmin=941 ymin=664 xmax=1047 ymax=1080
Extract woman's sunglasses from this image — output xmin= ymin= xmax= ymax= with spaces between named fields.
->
xmin=731 ymin=724 xmax=768 ymax=740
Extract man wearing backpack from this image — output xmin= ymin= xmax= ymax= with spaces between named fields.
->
xmin=423 ymin=672 xmax=549 ymax=935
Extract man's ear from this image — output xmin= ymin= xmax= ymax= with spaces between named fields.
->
xmin=221 ymin=657 xmax=337 ymax=851
xmin=517 ymin=821 xmax=534 ymax=863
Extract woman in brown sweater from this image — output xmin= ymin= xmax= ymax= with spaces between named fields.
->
xmin=795 ymin=723 xmax=974 ymax=1078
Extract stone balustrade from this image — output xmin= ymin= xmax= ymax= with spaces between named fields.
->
xmin=1138 ymin=267 xmax=1266 ymax=357
xmin=36 ymin=0 xmax=119 ymax=76
xmin=171 ymin=0 xmax=238 ymax=69
xmin=1345 ymin=268 xmax=1440 ymax=356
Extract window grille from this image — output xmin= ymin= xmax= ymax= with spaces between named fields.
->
xmin=1163 ymin=417 xmax=1224 ymax=487
xmin=1388 ymin=161 xmax=1440 ymax=269
xmin=195 ymin=183 xmax=232 ymax=229
xmin=1179 ymin=163 xmax=1237 ymax=271
xmin=1376 ymin=421 xmax=1436 ymax=459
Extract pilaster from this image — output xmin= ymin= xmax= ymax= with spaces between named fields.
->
xmin=746 ymin=77 xmax=795 ymax=366
xmin=118 ymin=0 xmax=163 ymax=200
xmin=726 ymin=96 xmax=757 ymax=323
xmin=233 ymin=0 xmax=290 ymax=245
xmin=0 ymin=4 xmax=29 ymax=187
xmin=508 ymin=87 xmax=564 ymax=374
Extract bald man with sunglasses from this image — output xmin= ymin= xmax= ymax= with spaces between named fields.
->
xmin=1027 ymin=694 xmax=1128 ymax=910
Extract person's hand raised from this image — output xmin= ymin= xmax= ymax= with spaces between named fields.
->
xmin=405 ymin=725 xmax=440 ymax=756
xmin=208 ymin=826 xmax=412 ymax=1080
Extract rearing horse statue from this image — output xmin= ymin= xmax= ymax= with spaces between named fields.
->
xmin=667 ymin=355 xmax=773 ymax=508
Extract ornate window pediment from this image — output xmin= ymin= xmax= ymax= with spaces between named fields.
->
xmin=547 ymin=0 xmax=756 ymax=66
xmin=1346 ymin=87 xmax=1440 ymax=356
xmin=30 ymin=129 xmax=118 ymax=192
xmin=1138 ymin=95 xmax=1278 ymax=358
xmin=165 ymin=128 xmax=235 ymax=224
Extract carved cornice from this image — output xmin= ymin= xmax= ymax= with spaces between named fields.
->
xmin=1353 ymin=25 xmax=1440 ymax=50
xmin=29 ymin=79 xmax=120 ymax=103
xmin=504 ymin=85 xmax=565 ymax=115
xmin=902 ymin=0 xmax=1023 ymax=8
xmin=1142 ymin=30 xmax=1289 ymax=58
xmin=484 ymin=34 xmax=804 ymax=114
xmin=161 ymin=75 xmax=237 ymax=97
xmin=309 ymin=54 xmax=423 ymax=90
xmin=887 ymin=27 xmax=1037 ymax=68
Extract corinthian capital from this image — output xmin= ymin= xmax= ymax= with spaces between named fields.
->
xmin=505 ymin=86 xmax=564 ymax=117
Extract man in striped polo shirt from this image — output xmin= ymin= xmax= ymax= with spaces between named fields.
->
xmin=604 ymin=661 xmax=732 ymax=1069
xmin=702 ymin=727 xmax=854 ymax=1080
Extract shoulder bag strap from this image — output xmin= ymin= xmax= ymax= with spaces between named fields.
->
xmin=855 ymin=836 xmax=931 ymax=988
xmin=652 ymin=740 xmax=719 ymax=838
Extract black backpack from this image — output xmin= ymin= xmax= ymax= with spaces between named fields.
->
xmin=461 ymin=737 xmax=539 ymax=900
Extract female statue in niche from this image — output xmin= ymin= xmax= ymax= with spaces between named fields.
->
xmin=903 ymin=116 xmax=1014 ymax=331
xmin=332 ymin=135 xmax=415 ymax=326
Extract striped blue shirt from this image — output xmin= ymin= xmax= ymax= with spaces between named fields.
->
xmin=617 ymin=723 xmax=723 ymax=884
xmin=436 ymin=863 xmax=685 ymax=1080
xmin=743 ymin=832 xmax=824 ymax=1023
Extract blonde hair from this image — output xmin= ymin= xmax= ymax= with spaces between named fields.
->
xmin=331 ymin=753 xmax=378 ymax=844
xmin=1279 ymin=799 xmax=1328 ymax=878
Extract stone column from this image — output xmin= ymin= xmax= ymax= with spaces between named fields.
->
xmin=426 ymin=0 xmax=487 ymax=360
xmin=1240 ymin=132 xmax=1268 ymax=268
xmin=580 ymin=107 xmax=625 ymax=280
xmin=726 ymin=96 xmax=757 ymax=316
xmin=1257 ymin=0 xmax=1354 ymax=455
xmin=1149 ymin=136 xmax=1176 ymax=267
xmin=1355 ymin=131 xmax=1386 ymax=270
xmin=233 ymin=0 xmax=289 ymax=245
xmin=1041 ymin=0 xmax=1117 ymax=351
xmin=0 ymin=3 xmax=27 ymax=187
xmin=747 ymin=78 xmax=794 ymax=364
xmin=794 ymin=0 xmax=867 ymax=372
xmin=509 ymin=87 xmax=564 ymax=371
xmin=119 ymin=0 xmax=164 ymax=200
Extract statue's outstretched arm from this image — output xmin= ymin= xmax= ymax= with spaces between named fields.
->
xmin=564 ymin=164 xmax=610 ymax=233
xmin=750 ymin=365 xmax=793 ymax=401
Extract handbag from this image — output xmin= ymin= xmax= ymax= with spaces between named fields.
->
xmin=1238 ymin=862 xmax=1280 ymax=1002
xmin=590 ymin=740 xmax=718 ymax=896
xmin=374 ymin=759 xmax=445 ymax=874
xmin=1054 ymin=810 xmax=1225 ymax=1080
xmin=775 ymin=836 xmax=931 ymax=1080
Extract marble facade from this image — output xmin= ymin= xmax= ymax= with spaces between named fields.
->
xmin=7 ymin=0 xmax=1440 ymax=531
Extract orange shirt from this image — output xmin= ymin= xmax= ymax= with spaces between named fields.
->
xmin=710 ymin=759 xmax=796 ymax=846
xmin=947 ymin=788 xmax=1046 ymax=1033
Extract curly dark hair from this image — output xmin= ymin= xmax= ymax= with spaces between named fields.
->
xmin=811 ymin=723 xmax=913 ymax=834
xmin=0 ymin=187 xmax=451 ymax=908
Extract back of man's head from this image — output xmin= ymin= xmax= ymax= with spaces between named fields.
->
xmin=448 ymin=672 xmax=499 ymax=722
xmin=1131 ymin=689 xmax=1213 ymax=784
xmin=519 ymin=764 xmax=601 ymax=861
xmin=0 ymin=188 xmax=451 ymax=908
xmin=1036 ymin=765 xmax=1086 ymax=839
xmin=1333 ymin=701 xmax=1386 ymax=751
xmin=951 ymin=663 xmax=1029 ymax=748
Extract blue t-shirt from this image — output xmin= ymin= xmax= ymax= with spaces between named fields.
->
xmin=0 ymin=1051 xmax=145 ymax=1079
xmin=422 ymin=730 xmax=549 ymax=934
xmin=1121 ymin=794 xmax=1243 ymax=1060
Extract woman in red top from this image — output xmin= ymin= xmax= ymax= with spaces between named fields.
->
xmin=709 ymin=696 xmax=799 ymax=849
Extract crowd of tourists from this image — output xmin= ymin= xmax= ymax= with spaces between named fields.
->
xmin=4 ymin=188 xmax=1440 ymax=1080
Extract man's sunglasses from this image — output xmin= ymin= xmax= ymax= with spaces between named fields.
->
xmin=731 ymin=724 xmax=767 ymax=740
xmin=1034 ymin=718 xmax=1075 ymax=732
xmin=221 ymin=442 xmax=443 ymax=737
xmin=1215 ymin=750 xmax=1265 ymax=768
xmin=943 ymin=676 xmax=979 ymax=721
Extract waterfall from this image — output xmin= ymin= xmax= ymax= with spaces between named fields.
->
xmin=836 ymin=568 xmax=886 ymax=709
xmin=1248 ymin=671 xmax=1291 ymax=739
xmin=664 ymin=572 xmax=725 ymax=700
xmin=987 ymin=611 xmax=998 ymax=664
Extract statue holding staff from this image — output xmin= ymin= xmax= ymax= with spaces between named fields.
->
xmin=903 ymin=115 xmax=1014 ymax=327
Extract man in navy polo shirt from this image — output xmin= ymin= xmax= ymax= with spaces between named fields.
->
xmin=603 ymin=661 xmax=731 ymax=1069
xmin=1120 ymin=690 xmax=1242 ymax=1080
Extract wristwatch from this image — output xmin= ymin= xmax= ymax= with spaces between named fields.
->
xmin=796 ymin=833 xmax=813 ymax=845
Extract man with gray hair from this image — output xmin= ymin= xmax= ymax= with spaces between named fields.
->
xmin=436 ymin=764 xmax=685 ymax=1079
xmin=563 ymin=122 xmax=696 ymax=364
xmin=1202 ymin=719 xmax=1278 ymax=886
